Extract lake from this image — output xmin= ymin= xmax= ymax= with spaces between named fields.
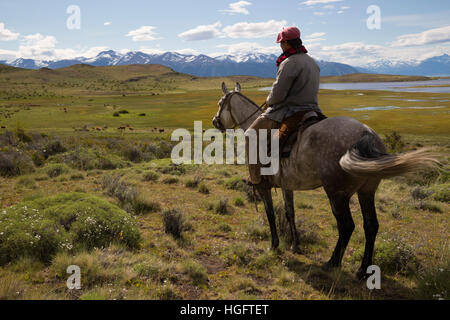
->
xmin=260 ymin=78 xmax=450 ymax=93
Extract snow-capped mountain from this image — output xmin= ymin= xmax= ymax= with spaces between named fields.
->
xmin=357 ymin=54 xmax=450 ymax=76
xmin=9 ymin=50 xmax=448 ymax=77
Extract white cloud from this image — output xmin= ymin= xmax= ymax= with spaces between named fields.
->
xmin=126 ymin=26 xmax=160 ymax=41
xmin=307 ymin=32 xmax=326 ymax=38
xmin=222 ymin=20 xmax=287 ymax=39
xmin=301 ymin=0 xmax=343 ymax=6
xmin=323 ymin=5 xmax=334 ymax=9
xmin=307 ymin=40 xmax=450 ymax=67
xmin=390 ymin=26 xmax=450 ymax=47
xmin=178 ymin=22 xmax=222 ymax=41
xmin=0 ymin=23 xmax=20 ymax=41
xmin=138 ymin=47 xmax=166 ymax=55
xmin=221 ymin=1 xmax=252 ymax=15
xmin=304 ymin=32 xmax=326 ymax=43
xmin=313 ymin=12 xmax=325 ymax=16
xmin=174 ymin=48 xmax=200 ymax=55
xmin=213 ymin=42 xmax=280 ymax=56
xmin=104 ymin=22 xmax=112 ymax=26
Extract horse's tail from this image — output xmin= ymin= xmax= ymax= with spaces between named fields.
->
xmin=339 ymin=131 xmax=441 ymax=179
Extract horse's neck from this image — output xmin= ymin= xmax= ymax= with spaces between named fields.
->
xmin=232 ymin=94 xmax=262 ymax=131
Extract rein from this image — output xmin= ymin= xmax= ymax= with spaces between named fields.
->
xmin=218 ymin=92 xmax=267 ymax=129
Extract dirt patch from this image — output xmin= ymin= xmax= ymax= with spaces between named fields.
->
xmin=196 ymin=255 xmax=226 ymax=274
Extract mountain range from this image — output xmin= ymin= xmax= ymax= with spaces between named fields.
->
xmin=3 ymin=51 xmax=449 ymax=78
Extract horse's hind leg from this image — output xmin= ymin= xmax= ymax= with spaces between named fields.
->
xmin=356 ymin=180 xmax=380 ymax=280
xmin=322 ymin=192 xmax=355 ymax=271
xmin=282 ymin=189 xmax=301 ymax=253
xmin=256 ymin=186 xmax=279 ymax=250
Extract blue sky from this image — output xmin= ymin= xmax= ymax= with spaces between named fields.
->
xmin=0 ymin=0 xmax=449 ymax=66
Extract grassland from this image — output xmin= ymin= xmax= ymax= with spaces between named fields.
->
xmin=320 ymin=73 xmax=432 ymax=83
xmin=0 ymin=65 xmax=449 ymax=300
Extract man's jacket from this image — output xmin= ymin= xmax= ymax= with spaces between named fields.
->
xmin=264 ymin=53 xmax=321 ymax=123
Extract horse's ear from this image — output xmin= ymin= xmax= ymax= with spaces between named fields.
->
xmin=235 ymin=82 xmax=241 ymax=93
xmin=222 ymin=82 xmax=229 ymax=95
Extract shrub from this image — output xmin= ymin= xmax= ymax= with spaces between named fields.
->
xmin=122 ymin=145 xmax=143 ymax=163
xmin=215 ymin=200 xmax=229 ymax=215
xmin=216 ymin=223 xmax=232 ymax=233
xmin=132 ymin=197 xmax=161 ymax=215
xmin=383 ymin=131 xmax=405 ymax=153
xmin=0 ymin=193 xmax=141 ymax=265
xmin=403 ymin=167 xmax=440 ymax=186
xmin=198 ymin=183 xmax=209 ymax=195
xmin=233 ymin=197 xmax=245 ymax=207
xmin=157 ymin=164 xmax=186 ymax=176
xmin=0 ymin=151 xmax=35 ymax=177
xmin=415 ymin=201 xmax=442 ymax=213
xmin=102 ymin=174 xmax=138 ymax=205
xmin=162 ymin=209 xmax=186 ymax=239
xmin=185 ymin=176 xmax=201 ymax=189
xmin=16 ymin=176 xmax=36 ymax=189
xmin=142 ymin=171 xmax=159 ymax=182
xmin=224 ymin=177 xmax=246 ymax=191
xmin=246 ymin=225 xmax=270 ymax=241
xmin=44 ymin=140 xmax=67 ymax=157
xmin=351 ymin=237 xmax=418 ymax=276
xmin=50 ymin=147 xmax=127 ymax=171
xmin=70 ymin=173 xmax=85 ymax=181
xmin=224 ymin=243 xmax=255 ymax=266
xmin=416 ymin=260 xmax=450 ymax=300
xmin=431 ymin=183 xmax=450 ymax=203
xmin=162 ymin=177 xmax=179 ymax=185
xmin=411 ymin=187 xmax=433 ymax=200
xmin=50 ymin=250 xmax=126 ymax=288
xmin=16 ymin=128 xmax=32 ymax=143
xmin=182 ymin=260 xmax=208 ymax=286
xmin=44 ymin=163 xmax=70 ymax=178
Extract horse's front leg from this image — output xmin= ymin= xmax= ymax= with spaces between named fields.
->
xmin=282 ymin=189 xmax=301 ymax=254
xmin=256 ymin=186 xmax=279 ymax=250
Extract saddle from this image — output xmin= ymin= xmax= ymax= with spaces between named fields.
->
xmin=281 ymin=111 xmax=328 ymax=158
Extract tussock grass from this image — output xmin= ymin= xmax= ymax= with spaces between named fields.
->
xmin=162 ymin=209 xmax=186 ymax=239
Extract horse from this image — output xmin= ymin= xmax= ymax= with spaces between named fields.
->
xmin=212 ymin=82 xmax=440 ymax=280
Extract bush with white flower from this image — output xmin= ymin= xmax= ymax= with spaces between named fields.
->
xmin=0 ymin=193 xmax=141 ymax=265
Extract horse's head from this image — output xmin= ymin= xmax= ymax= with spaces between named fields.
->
xmin=212 ymin=82 xmax=241 ymax=132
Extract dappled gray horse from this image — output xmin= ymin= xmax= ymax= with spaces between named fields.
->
xmin=213 ymin=82 xmax=439 ymax=279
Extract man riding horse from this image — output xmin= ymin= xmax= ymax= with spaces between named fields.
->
xmin=245 ymin=26 xmax=325 ymax=188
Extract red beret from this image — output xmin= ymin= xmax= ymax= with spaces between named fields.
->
xmin=276 ymin=27 xmax=301 ymax=43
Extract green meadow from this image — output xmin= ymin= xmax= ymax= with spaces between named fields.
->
xmin=0 ymin=64 xmax=448 ymax=300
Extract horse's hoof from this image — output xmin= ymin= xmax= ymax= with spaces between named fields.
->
xmin=356 ymin=268 xmax=368 ymax=281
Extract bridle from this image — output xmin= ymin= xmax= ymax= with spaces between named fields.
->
xmin=215 ymin=92 xmax=267 ymax=131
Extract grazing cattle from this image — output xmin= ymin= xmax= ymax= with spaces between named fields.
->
xmin=129 ymin=127 xmax=135 ymax=131
xmin=1 ymin=126 xmax=6 ymax=129
xmin=159 ymin=129 xmax=165 ymax=133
